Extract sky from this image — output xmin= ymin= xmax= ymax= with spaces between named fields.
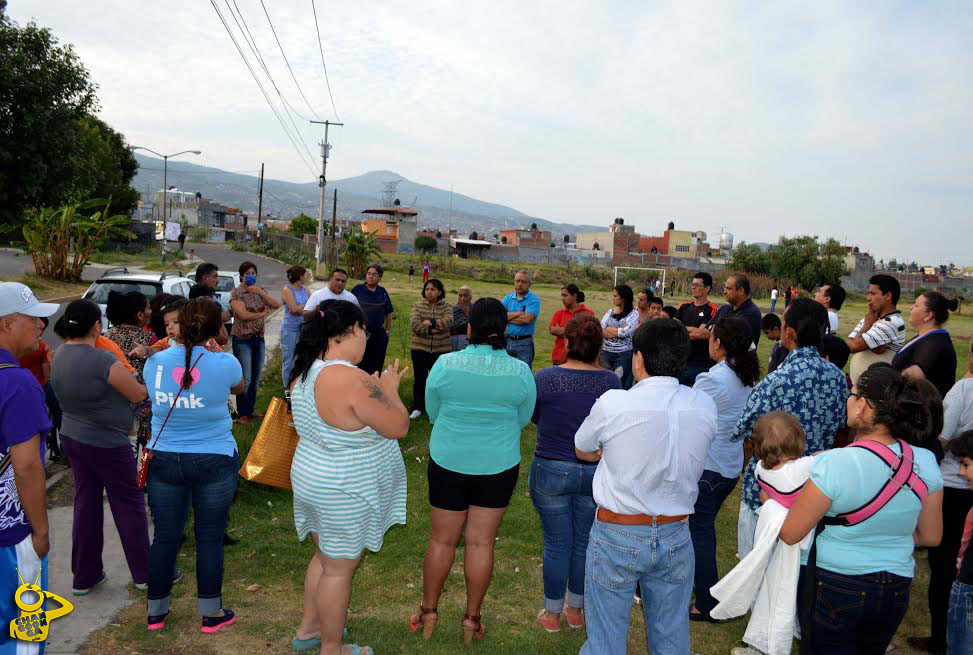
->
xmin=11 ymin=1 xmax=973 ymax=266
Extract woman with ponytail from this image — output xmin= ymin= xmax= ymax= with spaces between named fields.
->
xmin=409 ymin=298 xmax=536 ymax=644
xmin=548 ymin=283 xmax=594 ymax=365
xmin=688 ymin=316 xmax=757 ymax=621
xmin=288 ymin=299 xmax=408 ymax=655
xmin=142 ymin=298 xmax=245 ymax=634
xmin=894 ymin=290 xmax=959 ymax=399
xmin=780 ymin=364 xmax=945 ymax=654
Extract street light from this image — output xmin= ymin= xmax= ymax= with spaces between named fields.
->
xmin=129 ymin=146 xmax=201 ymax=222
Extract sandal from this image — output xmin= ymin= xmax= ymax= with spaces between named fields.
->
xmin=563 ymin=605 xmax=584 ymax=629
xmin=343 ymin=646 xmax=372 ymax=655
xmin=408 ymin=605 xmax=438 ymax=640
xmin=462 ymin=613 xmax=485 ymax=644
xmin=537 ymin=609 xmax=560 ymax=633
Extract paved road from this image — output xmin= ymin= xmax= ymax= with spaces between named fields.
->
xmin=0 ymin=243 xmax=294 ymax=349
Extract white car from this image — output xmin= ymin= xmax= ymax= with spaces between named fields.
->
xmin=186 ymin=270 xmax=241 ymax=318
xmin=82 ymin=268 xmax=195 ymax=331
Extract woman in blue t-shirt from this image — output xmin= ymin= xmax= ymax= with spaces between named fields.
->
xmin=530 ymin=313 xmax=620 ymax=633
xmin=781 ymin=364 xmax=944 ymax=655
xmin=143 ymin=298 xmax=244 ymax=634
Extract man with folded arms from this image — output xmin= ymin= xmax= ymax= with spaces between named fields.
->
xmin=575 ymin=318 xmax=717 ymax=655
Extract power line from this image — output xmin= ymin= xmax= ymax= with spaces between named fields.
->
xmin=137 ymin=167 xmax=261 ymax=175
xmin=224 ymin=0 xmax=317 ymax=166
xmin=209 ymin=0 xmax=317 ymax=177
xmin=258 ymin=0 xmax=322 ymax=121
xmin=310 ymin=0 xmax=340 ymax=121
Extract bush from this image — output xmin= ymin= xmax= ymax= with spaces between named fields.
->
xmin=914 ymin=287 xmax=928 ymax=298
xmin=188 ymin=225 xmax=210 ymax=242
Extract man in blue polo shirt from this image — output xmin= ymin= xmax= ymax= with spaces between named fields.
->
xmin=501 ymin=270 xmax=541 ymax=368
xmin=0 ymin=282 xmax=59 ymax=653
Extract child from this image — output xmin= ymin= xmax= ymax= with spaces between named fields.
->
xmin=129 ymin=298 xmax=222 ymax=358
xmin=946 ymin=430 xmax=973 ymax=655
xmin=710 ymin=412 xmax=815 ymax=655
xmin=662 ymin=305 xmax=677 ymax=319
xmin=761 ymin=313 xmax=786 ymax=374
xmin=408 ymin=264 xmax=415 ymax=283
xmin=647 ymin=297 xmax=664 ymax=319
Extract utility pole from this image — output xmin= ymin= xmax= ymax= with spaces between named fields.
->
xmin=257 ymin=162 xmax=264 ymax=225
xmin=310 ymin=120 xmax=343 ymax=269
xmin=331 ymin=189 xmax=338 ymax=267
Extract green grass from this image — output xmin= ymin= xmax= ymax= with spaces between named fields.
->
xmin=81 ymin=270 xmax=956 ymax=654
xmin=87 ymin=245 xmax=177 ymax=269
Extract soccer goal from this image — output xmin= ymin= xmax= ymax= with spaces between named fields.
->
xmin=613 ymin=266 xmax=667 ymax=294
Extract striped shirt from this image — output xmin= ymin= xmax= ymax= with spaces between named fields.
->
xmin=599 ymin=309 xmax=640 ymax=353
xmin=289 ymin=359 xmax=407 ymax=558
xmin=848 ymin=311 xmax=906 ymax=352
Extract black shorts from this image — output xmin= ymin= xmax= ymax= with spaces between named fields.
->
xmin=427 ymin=458 xmax=520 ymax=511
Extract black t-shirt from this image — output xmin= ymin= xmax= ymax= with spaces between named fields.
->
xmin=675 ymin=301 xmax=717 ymax=367
xmin=891 ymin=330 xmax=957 ymax=399
xmin=709 ymin=298 xmax=763 ymax=348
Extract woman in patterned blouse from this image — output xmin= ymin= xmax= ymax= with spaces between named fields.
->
xmin=105 ymin=290 xmax=154 ymax=448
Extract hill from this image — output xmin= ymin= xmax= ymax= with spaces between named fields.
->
xmin=132 ymin=155 xmax=602 ymax=238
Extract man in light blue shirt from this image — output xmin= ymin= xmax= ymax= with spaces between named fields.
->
xmin=575 ymin=318 xmax=717 ymax=655
xmin=501 ymin=270 xmax=541 ymax=368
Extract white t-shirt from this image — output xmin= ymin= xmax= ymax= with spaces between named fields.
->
xmin=827 ymin=309 xmax=839 ymax=335
xmin=771 ymin=289 xmax=779 ymax=300
xmin=304 ymin=287 xmax=359 ymax=311
xmin=942 ymin=378 xmax=973 ymax=489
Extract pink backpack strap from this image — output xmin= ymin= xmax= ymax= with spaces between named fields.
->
xmin=758 ymin=478 xmax=805 ymax=509
xmin=825 ymin=439 xmax=928 ymax=527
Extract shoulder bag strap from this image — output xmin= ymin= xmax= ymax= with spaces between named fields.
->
xmin=146 ymin=352 xmax=205 ymax=451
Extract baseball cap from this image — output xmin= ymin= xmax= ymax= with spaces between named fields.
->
xmin=0 ymin=282 xmax=60 ymax=318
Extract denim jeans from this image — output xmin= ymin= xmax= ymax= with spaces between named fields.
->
xmin=280 ymin=328 xmax=299 ymax=391
xmin=599 ymin=349 xmax=633 ymax=389
xmin=528 ymin=456 xmax=597 ymax=613
xmin=581 ymin=519 xmax=694 ymax=655
xmin=147 ymin=450 xmax=239 ymax=616
xmin=948 ymin=579 xmax=973 ymax=655
xmin=689 ymin=470 xmax=739 ymax=613
xmin=770 ymin=298 xmax=777 ymax=314
xmin=806 ymin=568 xmax=910 ymax=655
xmin=232 ymin=334 xmax=265 ymax=417
xmin=505 ymin=337 xmax=535 ymax=369
xmin=737 ymin=499 xmax=759 ymax=559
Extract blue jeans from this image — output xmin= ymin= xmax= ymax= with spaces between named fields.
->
xmin=528 ymin=456 xmax=597 ymax=613
xmin=806 ymin=568 xmax=910 ymax=655
xmin=280 ymin=328 xmax=299 ymax=391
xmin=232 ymin=335 xmax=265 ymax=417
xmin=949 ymin=579 xmax=973 ymax=655
xmin=770 ymin=298 xmax=778 ymax=313
xmin=147 ymin=450 xmax=239 ymax=617
xmin=737 ymin=499 xmax=758 ymax=559
xmin=689 ymin=470 xmax=739 ymax=613
xmin=600 ymin=349 xmax=633 ymax=389
xmin=581 ymin=519 xmax=694 ymax=655
xmin=505 ymin=337 xmax=535 ymax=369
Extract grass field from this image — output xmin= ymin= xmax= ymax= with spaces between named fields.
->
xmin=81 ymin=268 xmax=963 ymax=655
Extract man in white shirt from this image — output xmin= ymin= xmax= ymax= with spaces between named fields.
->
xmin=813 ymin=283 xmax=845 ymax=335
xmin=770 ymin=287 xmax=779 ymax=313
xmin=846 ymin=274 xmax=906 ymax=384
xmin=575 ymin=318 xmax=717 ymax=655
xmin=303 ymin=268 xmax=359 ymax=319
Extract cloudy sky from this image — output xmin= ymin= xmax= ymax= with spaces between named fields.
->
xmin=12 ymin=1 xmax=973 ymax=265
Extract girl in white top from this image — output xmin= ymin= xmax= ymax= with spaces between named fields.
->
xmin=711 ymin=412 xmax=814 ymax=655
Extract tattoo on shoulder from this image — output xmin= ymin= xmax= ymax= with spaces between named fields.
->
xmin=362 ymin=377 xmax=390 ymax=408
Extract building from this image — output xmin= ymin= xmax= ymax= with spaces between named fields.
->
xmin=360 ymin=206 xmax=418 ymax=254
xmin=843 ymin=247 xmax=875 ymax=274
xmin=152 ymin=188 xmax=249 ymax=230
xmin=499 ymin=227 xmax=552 ymax=248
xmin=576 ymin=218 xmax=640 ymax=258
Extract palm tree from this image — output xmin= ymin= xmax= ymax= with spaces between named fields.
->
xmin=342 ymin=229 xmax=381 ymax=277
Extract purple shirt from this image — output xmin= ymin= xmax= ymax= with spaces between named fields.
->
xmin=532 ymin=366 xmax=621 ymax=462
xmin=0 ymin=349 xmax=50 ymax=547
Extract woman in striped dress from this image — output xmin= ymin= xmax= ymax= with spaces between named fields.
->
xmin=288 ymin=299 xmax=410 ymax=655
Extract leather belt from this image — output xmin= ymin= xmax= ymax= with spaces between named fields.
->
xmin=596 ymin=508 xmax=688 ymax=526
xmin=506 ymin=334 xmax=533 ymax=341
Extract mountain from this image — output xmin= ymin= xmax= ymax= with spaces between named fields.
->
xmin=131 ymin=155 xmax=602 ymax=238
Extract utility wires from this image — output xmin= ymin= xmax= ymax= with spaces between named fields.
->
xmin=310 ymin=0 xmax=340 ymax=121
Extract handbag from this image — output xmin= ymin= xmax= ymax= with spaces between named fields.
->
xmin=136 ymin=352 xmax=205 ymax=489
xmin=238 ymin=396 xmax=299 ymax=490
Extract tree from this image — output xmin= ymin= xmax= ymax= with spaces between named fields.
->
xmin=289 ymin=213 xmax=318 ymax=237
xmin=0 ymin=16 xmax=98 ymax=229
xmin=22 ymin=198 xmax=132 ymax=280
xmin=414 ymin=235 xmax=437 ymax=253
xmin=342 ymin=229 xmax=380 ymax=277
xmin=73 ymin=116 xmax=139 ymax=217
xmin=765 ymin=235 xmax=847 ymax=290
xmin=728 ymin=242 xmax=771 ymax=275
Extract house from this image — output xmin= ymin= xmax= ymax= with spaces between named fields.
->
xmin=360 ymin=206 xmax=418 ymax=254
xmin=499 ymin=227 xmax=552 ymax=248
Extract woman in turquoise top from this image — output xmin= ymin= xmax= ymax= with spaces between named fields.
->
xmin=781 ymin=364 xmax=944 ymax=655
xmin=409 ymin=297 xmax=536 ymax=645
xmin=288 ymin=300 xmax=409 ymax=655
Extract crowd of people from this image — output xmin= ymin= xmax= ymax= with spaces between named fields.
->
xmin=0 ymin=261 xmax=968 ymax=655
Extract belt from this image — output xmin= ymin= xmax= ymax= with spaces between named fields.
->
xmin=506 ymin=334 xmax=533 ymax=341
xmin=596 ymin=508 xmax=688 ymax=526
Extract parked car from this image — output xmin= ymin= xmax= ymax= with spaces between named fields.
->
xmin=185 ymin=270 xmax=240 ymax=316
xmin=82 ymin=268 xmax=195 ymax=331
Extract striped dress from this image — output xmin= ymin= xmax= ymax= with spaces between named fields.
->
xmin=289 ymin=359 xmax=407 ymax=558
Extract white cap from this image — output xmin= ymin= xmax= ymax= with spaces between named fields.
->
xmin=0 ymin=282 xmax=60 ymax=318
